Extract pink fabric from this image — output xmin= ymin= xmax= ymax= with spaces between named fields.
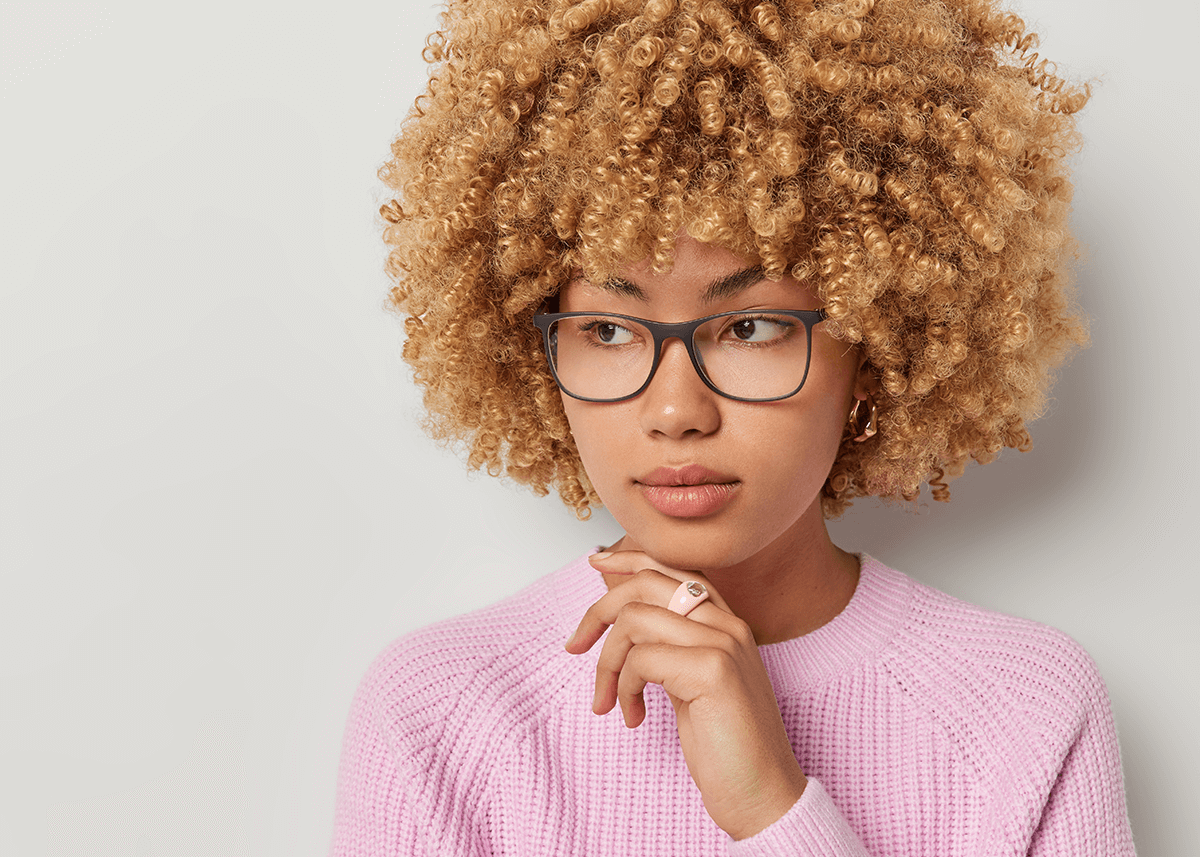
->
xmin=331 ymin=553 xmax=1135 ymax=856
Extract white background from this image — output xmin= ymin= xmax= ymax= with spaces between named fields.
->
xmin=1 ymin=1 xmax=1196 ymax=854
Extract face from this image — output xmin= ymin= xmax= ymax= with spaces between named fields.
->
xmin=557 ymin=234 xmax=868 ymax=572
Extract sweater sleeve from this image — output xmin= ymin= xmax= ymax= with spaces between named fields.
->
xmin=329 ymin=636 xmax=493 ymax=857
xmin=1025 ymin=657 xmax=1136 ymax=857
xmin=329 ymin=684 xmax=431 ymax=857
xmin=726 ymin=779 xmax=872 ymax=857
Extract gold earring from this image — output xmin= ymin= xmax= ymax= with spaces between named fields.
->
xmin=848 ymin=397 xmax=877 ymax=442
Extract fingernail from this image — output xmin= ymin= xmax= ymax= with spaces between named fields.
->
xmin=589 ymin=551 xmax=612 ymax=562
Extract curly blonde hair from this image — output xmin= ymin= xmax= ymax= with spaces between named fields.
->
xmin=380 ymin=0 xmax=1089 ymax=517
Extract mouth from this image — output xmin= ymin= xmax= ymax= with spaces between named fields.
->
xmin=636 ymin=465 xmax=738 ymax=487
xmin=635 ymin=466 xmax=740 ymax=518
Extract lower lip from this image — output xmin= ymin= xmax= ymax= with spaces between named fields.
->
xmin=637 ymin=482 xmax=739 ymax=517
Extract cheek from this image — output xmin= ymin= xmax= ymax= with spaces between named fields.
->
xmin=759 ymin=362 xmax=857 ymax=491
xmin=804 ymin=343 xmax=860 ymax=441
xmin=751 ymin=402 xmax=846 ymax=491
xmin=561 ymin=397 xmax=623 ymax=487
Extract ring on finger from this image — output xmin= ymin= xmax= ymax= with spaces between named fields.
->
xmin=666 ymin=581 xmax=709 ymax=618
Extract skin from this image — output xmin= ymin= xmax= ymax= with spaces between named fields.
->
xmin=560 ymin=233 xmax=876 ymax=840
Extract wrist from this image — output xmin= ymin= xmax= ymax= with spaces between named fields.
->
xmin=724 ymin=769 xmax=808 ymax=841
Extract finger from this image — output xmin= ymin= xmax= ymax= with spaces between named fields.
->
xmin=566 ymin=567 xmax=675 ymax=652
xmin=567 ymin=567 xmax=729 ymax=653
xmin=591 ymin=558 xmax=733 ymax=617
xmin=616 ymin=643 xmax=731 ymax=728
xmin=592 ymin=600 xmax=729 ymax=714
xmin=588 ymin=550 xmax=734 ymax=612
xmin=587 ymin=549 xmax=680 ymax=577
xmin=567 ymin=567 xmax=745 ymax=654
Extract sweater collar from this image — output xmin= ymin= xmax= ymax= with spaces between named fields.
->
xmin=757 ymin=555 xmax=911 ymax=695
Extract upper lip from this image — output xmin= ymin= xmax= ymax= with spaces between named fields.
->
xmin=636 ymin=465 xmax=739 ymax=487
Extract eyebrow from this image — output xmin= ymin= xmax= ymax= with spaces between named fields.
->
xmin=598 ymin=265 xmax=766 ymax=302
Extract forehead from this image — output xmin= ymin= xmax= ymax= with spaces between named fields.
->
xmin=577 ymin=265 xmax=766 ymax=303
xmin=567 ymin=234 xmax=813 ymax=305
xmin=559 ymin=269 xmax=820 ymax=317
xmin=563 ymin=266 xmax=820 ymax=318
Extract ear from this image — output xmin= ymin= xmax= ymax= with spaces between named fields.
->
xmin=851 ymin=352 xmax=880 ymax=401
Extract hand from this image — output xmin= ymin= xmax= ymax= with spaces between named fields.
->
xmin=565 ymin=549 xmax=808 ymax=841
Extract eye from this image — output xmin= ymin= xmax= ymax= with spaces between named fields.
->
xmin=583 ymin=320 xmax=636 ymax=345
xmin=723 ymin=315 xmax=794 ymax=344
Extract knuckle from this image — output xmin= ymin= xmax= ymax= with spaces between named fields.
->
xmin=624 ymin=642 xmax=658 ymax=671
xmin=616 ymin=670 xmax=642 ymax=698
xmin=727 ymin=618 xmax=756 ymax=648
xmin=633 ymin=567 xmax=662 ymax=586
xmin=617 ymin=678 xmax=644 ymax=700
xmin=616 ymin=599 xmax=654 ymax=624
xmin=699 ymin=646 xmax=736 ymax=677
xmin=623 ymin=643 xmax=647 ymax=670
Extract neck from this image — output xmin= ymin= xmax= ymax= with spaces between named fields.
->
xmin=602 ymin=504 xmax=860 ymax=645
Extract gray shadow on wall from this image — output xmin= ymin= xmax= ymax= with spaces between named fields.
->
xmin=827 ymin=268 xmax=1110 ymax=594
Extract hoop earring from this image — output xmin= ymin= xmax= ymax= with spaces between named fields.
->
xmin=848 ymin=397 xmax=878 ymax=442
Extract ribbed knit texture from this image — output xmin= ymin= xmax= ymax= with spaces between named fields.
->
xmin=331 ymin=553 xmax=1135 ymax=856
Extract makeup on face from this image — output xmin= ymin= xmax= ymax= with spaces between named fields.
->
xmin=635 ymin=465 xmax=741 ymax=518
xmin=557 ymin=235 xmax=865 ymax=573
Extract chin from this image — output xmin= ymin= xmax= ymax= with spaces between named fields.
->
xmin=625 ymin=519 xmax=768 ymax=573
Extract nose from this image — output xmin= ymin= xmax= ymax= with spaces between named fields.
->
xmin=637 ymin=336 xmax=721 ymax=439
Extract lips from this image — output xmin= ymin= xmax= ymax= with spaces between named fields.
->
xmin=635 ymin=465 xmax=740 ymax=517
xmin=637 ymin=465 xmax=738 ymax=487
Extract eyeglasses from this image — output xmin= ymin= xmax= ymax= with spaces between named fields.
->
xmin=533 ymin=308 xmax=827 ymax=402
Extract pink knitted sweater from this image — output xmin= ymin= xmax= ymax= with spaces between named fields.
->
xmin=331 ymin=553 xmax=1135 ymax=855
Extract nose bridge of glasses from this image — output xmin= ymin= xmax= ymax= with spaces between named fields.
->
xmin=651 ymin=326 xmax=708 ymax=385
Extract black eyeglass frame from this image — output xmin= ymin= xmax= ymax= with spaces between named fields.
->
xmin=532 ymin=308 xmax=828 ymax=403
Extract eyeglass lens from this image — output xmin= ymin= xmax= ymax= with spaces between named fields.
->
xmin=547 ymin=313 xmax=812 ymax=401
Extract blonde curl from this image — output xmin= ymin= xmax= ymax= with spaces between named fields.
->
xmin=381 ymin=0 xmax=1090 ymax=518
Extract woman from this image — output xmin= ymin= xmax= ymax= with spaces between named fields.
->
xmin=332 ymin=0 xmax=1135 ymax=853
